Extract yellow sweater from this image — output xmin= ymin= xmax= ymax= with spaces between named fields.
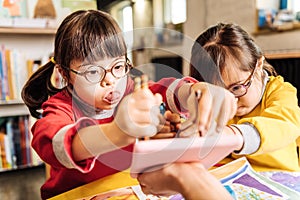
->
xmin=225 ymin=75 xmax=300 ymax=172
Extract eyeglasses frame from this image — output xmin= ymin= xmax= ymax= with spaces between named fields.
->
xmin=227 ymin=61 xmax=259 ymax=98
xmin=60 ymin=58 xmax=132 ymax=84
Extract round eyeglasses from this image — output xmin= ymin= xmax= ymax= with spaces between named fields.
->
xmin=61 ymin=58 xmax=132 ymax=84
xmin=227 ymin=62 xmax=258 ymax=98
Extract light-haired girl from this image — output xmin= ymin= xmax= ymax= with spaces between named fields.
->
xmin=190 ymin=22 xmax=300 ymax=171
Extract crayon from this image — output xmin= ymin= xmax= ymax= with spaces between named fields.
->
xmin=134 ymin=75 xmax=150 ymax=140
xmin=134 ymin=76 xmax=141 ymax=91
xmin=141 ymin=74 xmax=148 ymax=89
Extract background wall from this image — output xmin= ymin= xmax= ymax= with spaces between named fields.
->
xmin=184 ymin=0 xmax=300 ymax=52
xmin=105 ymin=0 xmax=300 ymax=77
xmin=181 ymin=0 xmax=300 ymax=75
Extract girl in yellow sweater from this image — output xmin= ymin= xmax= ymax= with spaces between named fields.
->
xmin=190 ymin=22 xmax=300 ymax=171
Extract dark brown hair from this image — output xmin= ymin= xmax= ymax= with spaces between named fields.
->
xmin=21 ymin=10 xmax=127 ymax=118
xmin=190 ymin=23 xmax=276 ymax=86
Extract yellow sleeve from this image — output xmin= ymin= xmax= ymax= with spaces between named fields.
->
xmin=238 ymin=76 xmax=300 ymax=155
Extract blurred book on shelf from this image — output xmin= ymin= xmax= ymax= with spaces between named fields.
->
xmin=0 ymin=45 xmax=43 ymax=102
xmin=0 ymin=115 xmax=41 ymax=171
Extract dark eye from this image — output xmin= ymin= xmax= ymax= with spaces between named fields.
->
xmin=113 ymin=60 xmax=126 ymax=68
xmin=85 ymin=66 xmax=101 ymax=75
xmin=86 ymin=70 xmax=99 ymax=75
xmin=230 ymin=85 xmax=243 ymax=92
xmin=113 ymin=62 xmax=126 ymax=74
xmin=114 ymin=64 xmax=124 ymax=70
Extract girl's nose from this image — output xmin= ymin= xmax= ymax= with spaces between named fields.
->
xmin=100 ymin=73 xmax=116 ymax=87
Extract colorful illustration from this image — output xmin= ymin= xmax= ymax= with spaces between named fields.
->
xmin=1 ymin=0 xmax=27 ymax=17
xmin=211 ymin=157 xmax=300 ymax=200
xmin=46 ymin=157 xmax=300 ymax=199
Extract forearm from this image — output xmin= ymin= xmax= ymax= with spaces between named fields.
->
xmin=230 ymin=123 xmax=260 ymax=155
xmin=180 ymin=178 xmax=233 ymax=200
xmin=72 ymin=122 xmax=135 ymax=161
xmin=175 ymin=164 xmax=233 ymax=200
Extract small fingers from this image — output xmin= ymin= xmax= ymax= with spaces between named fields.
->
xmin=130 ymin=107 xmax=159 ymax=125
xmin=157 ymin=123 xmax=171 ymax=133
xmin=210 ymin=90 xmax=224 ymax=133
xmin=215 ymin=91 xmax=237 ymax=132
xmin=194 ymin=84 xmax=236 ymax=135
xmin=134 ymin=124 xmax=158 ymax=137
xmin=128 ymin=92 xmax=162 ymax=126
xmin=179 ymin=124 xmax=199 ymax=137
xmin=137 ymin=174 xmax=151 ymax=194
xmin=164 ymin=111 xmax=181 ymax=123
xmin=196 ymin=89 xmax=212 ymax=133
xmin=154 ymin=93 xmax=163 ymax=106
xmin=131 ymin=92 xmax=158 ymax=109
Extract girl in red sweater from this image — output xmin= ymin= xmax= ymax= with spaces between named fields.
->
xmin=21 ymin=10 xmax=237 ymax=199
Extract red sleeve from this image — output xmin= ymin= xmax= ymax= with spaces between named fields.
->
xmin=148 ymin=77 xmax=177 ymax=103
xmin=148 ymin=77 xmax=198 ymax=113
xmin=31 ymin=92 xmax=99 ymax=172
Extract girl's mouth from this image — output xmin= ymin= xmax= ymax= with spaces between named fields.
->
xmin=103 ymin=90 xmax=121 ymax=104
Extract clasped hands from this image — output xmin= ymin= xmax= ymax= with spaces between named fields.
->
xmin=113 ymin=77 xmax=240 ymax=199
xmin=114 ymin=78 xmax=237 ymax=139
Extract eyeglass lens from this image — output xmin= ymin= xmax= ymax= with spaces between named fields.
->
xmin=229 ymin=84 xmax=247 ymax=97
xmin=84 ymin=60 xmax=129 ymax=83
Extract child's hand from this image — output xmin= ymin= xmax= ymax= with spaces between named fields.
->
xmin=190 ymin=82 xmax=237 ymax=136
xmin=114 ymin=76 xmax=162 ymax=138
xmin=151 ymin=110 xmax=181 ymax=139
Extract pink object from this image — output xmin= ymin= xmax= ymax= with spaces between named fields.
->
xmin=130 ymin=132 xmax=242 ymax=178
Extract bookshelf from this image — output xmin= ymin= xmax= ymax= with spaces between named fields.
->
xmin=0 ymin=100 xmax=29 ymax=117
xmin=0 ymin=27 xmax=56 ymax=35
xmin=0 ymin=27 xmax=55 ymax=172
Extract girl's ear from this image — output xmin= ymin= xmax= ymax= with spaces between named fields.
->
xmin=57 ymin=67 xmax=67 ymax=80
xmin=257 ymin=56 xmax=265 ymax=72
xmin=57 ymin=66 xmax=68 ymax=87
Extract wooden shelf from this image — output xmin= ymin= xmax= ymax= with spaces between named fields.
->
xmin=253 ymin=22 xmax=300 ymax=36
xmin=0 ymin=27 xmax=56 ymax=35
xmin=0 ymin=163 xmax=44 ymax=173
xmin=0 ymin=100 xmax=29 ymax=117
xmin=265 ymin=51 xmax=300 ymax=59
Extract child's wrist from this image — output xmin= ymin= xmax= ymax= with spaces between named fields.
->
xmin=226 ymin=125 xmax=244 ymax=151
xmin=226 ymin=125 xmax=236 ymax=134
xmin=111 ymin=121 xmax=136 ymax=145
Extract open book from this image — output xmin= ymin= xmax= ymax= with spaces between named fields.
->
xmin=132 ymin=157 xmax=300 ymax=200
xmin=49 ymin=156 xmax=300 ymax=200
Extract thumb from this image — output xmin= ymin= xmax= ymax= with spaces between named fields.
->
xmin=154 ymin=93 xmax=163 ymax=105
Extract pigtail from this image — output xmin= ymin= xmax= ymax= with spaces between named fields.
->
xmin=21 ymin=61 xmax=61 ymax=118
